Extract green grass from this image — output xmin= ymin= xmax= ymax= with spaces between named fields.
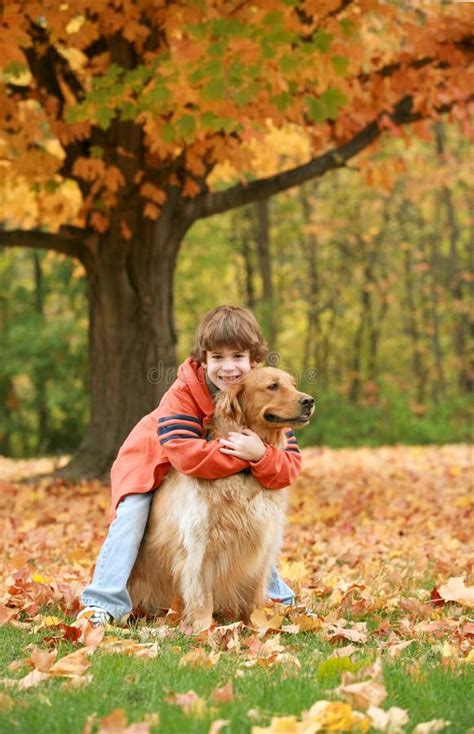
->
xmin=1 ymin=621 xmax=473 ymax=734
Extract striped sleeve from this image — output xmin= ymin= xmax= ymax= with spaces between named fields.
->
xmin=158 ymin=414 xmax=203 ymax=444
xmin=156 ymin=389 xmax=249 ymax=478
xmin=285 ymin=430 xmax=301 ymax=454
xmin=249 ymin=431 xmax=302 ymax=489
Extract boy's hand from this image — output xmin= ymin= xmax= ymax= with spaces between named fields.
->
xmin=219 ymin=428 xmax=266 ymax=462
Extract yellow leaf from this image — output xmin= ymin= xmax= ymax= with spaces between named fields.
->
xmin=37 ymin=616 xmax=62 ymax=628
xmin=251 ymin=716 xmax=301 ymax=734
xmin=303 ymin=700 xmax=371 ymax=733
xmin=66 ymin=15 xmax=85 ymax=34
xmin=178 ymin=648 xmax=217 ymax=669
xmin=32 ymin=573 xmax=50 ymax=584
xmin=280 ymin=561 xmax=310 ymax=584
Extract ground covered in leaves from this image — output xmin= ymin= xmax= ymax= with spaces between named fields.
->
xmin=0 ymin=445 xmax=473 ymax=734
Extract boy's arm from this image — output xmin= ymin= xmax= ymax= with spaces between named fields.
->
xmin=158 ymin=387 xmax=249 ymax=478
xmin=249 ymin=430 xmax=302 ymax=489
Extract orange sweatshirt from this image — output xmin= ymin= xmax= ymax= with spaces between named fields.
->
xmin=110 ymin=358 xmax=301 ymax=519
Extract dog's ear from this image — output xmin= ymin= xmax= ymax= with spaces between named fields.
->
xmin=216 ymin=382 xmax=246 ymax=426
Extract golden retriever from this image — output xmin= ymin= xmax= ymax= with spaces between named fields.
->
xmin=128 ymin=367 xmax=314 ymax=629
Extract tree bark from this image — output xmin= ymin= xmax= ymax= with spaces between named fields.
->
xmin=32 ymin=251 xmax=49 ymax=453
xmin=63 ymin=196 xmax=192 ymax=479
xmin=434 ymin=122 xmax=470 ymax=393
xmin=254 ymin=199 xmax=277 ymax=352
xmin=240 ymin=234 xmax=256 ymax=309
xmin=299 ymin=186 xmax=321 ymax=377
xmin=403 ymin=244 xmax=427 ymax=405
xmin=426 ymin=231 xmax=446 ymax=404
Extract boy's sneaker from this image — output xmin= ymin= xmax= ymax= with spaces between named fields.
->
xmin=77 ymin=606 xmax=113 ymax=627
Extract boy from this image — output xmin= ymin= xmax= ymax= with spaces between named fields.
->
xmin=78 ymin=306 xmax=301 ymax=626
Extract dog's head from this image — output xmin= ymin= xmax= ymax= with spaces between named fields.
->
xmin=214 ymin=367 xmax=315 ymax=441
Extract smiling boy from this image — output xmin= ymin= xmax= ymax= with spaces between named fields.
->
xmin=78 ymin=306 xmax=301 ymax=626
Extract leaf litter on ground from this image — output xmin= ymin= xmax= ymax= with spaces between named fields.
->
xmin=0 ymin=446 xmax=473 ymax=730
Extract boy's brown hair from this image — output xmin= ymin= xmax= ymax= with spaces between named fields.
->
xmin=191 ymin=305 xmax=268 ymax=364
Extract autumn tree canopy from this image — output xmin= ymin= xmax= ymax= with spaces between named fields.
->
xmin=0 ymin=0 xmax=472 ymax=477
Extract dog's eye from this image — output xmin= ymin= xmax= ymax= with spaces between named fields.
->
xmin=266 ymin=383 xmax=279 ymax=390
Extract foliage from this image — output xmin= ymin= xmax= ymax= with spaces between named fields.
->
xmin=1 ymin=0 xmax=472 ymax=475
xmin=297 ymin=389 xmax=473 ymax=449
xmin=0 ymin=1 xmax=472 ymax=232
xmin=0 ymin=446 xmax=473 ymax=732
xmin=0 ymin=248 xmax=88 ymax=456
xmin=1 ymin=122 xmax=472 ymax=456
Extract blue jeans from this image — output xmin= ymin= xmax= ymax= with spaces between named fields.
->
xmin=81 ymin=492 xmax=295 ymax=621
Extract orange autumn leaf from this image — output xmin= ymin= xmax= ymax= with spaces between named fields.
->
xmin=211 ymin=680 xmax=235 ymax=704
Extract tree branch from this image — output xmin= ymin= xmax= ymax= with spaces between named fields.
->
xmin=0 ymin=226 xmax=87 ymax=261
xmin=186 ymin=94 xmax=470 ymax=220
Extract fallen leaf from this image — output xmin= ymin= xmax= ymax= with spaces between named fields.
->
xmin=99 ymin=637 xmax=158 ymax=658
xmin=165 ymin=690 xmax=207 ymax=718
xmin=288 ymin=613 xmax=321 ymax=632
xmin=280 ymin=561 xmax=310 ymax=584
xmin=97 ymin=708 xmax=151 ymax=734
xmin=211 ymin=680 xmax=235 ymax=704
xmin=0 ymin=669 xmax=50 ymax=689
xmin=28 ymin=647 xmax=58 ymax=672
xmin=387 ymin=640 xmax=414 ymax=659
xmin=208 ymin=720 xmax=230 ymax=734
xmin=0 ymin=606 xmax=16 ymax=626
xmin=36 ymin=616 xmax=63 ymax=628
xmin=367 ymin=705 xmax=409 ymax=733
xmin=335 ymin=679 xmax=387 ymax=710
xmin=249 ymin=608 xmax=283 ymax=633
xmin=303 ymin=700 xmax=370 ymax=733
xmin=179 ymin=647 xmax=218 ymax=668
xmin=329 ymin=644 xmax=357 ymax=659
xmin=326 ymin=622 xmax=368 ymax=644
xmin=412 ymin=720 xmax=451 ymax=734
xmin=251 ymin=715 xmax=301 ymax=733
xmin=50 ymin=647 xmax=91 ymax=678
xmin=438 ymin=577 xmax=474 ymax=607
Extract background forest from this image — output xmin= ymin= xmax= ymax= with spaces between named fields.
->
xmin=2 ymin=120 xmax=472 ymax=458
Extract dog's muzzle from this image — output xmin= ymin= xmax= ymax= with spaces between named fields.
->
xmin=264 ymin=395 xmax=315 ymax=425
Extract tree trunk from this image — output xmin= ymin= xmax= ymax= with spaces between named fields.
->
xmin=254 ymin=199 xmax=277 ymax=352
xmin=33 ymin=251 xmax=49 ymax=453
xmin=434 ymin=122 xmax=469 ymax=393
xmin=240 ymin=233 xmax=256 ymax=309
xmin=299 ymin=187 xmax=320 ymax=377
xmin=349 ymin=256 xmax=375 ymax=402
xmin=349 ymin=306 xmax=366 ymax=402
xmin=63 ymin=198 xmax=192 ymax=480
xmin=426 ymin=232 xmax=446 ymax=403
xmin=403 ymin=244 xmax=427 ymax=404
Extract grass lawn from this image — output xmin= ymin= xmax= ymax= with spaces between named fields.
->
xmin=1 ymin=446 xmax=472 ymax=733
xmin=0 ymin=609 xmax=473 ymax=734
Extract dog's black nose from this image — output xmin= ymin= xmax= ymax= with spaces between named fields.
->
xmin=299 ymin=396 xmax=314 ymax=409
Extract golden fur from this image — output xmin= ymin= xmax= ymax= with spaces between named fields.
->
xmin=128 ymin=367 xmax=314 ymax=629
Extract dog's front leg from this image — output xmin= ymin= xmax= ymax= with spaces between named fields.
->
xmin=180 ymin=561 xmax=214 ymax=631
xmin=175 ymin=485 xmax=214 ymax=630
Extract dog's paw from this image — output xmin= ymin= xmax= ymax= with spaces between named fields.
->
xmin=189 ymin=613 xmax=214 ymax=632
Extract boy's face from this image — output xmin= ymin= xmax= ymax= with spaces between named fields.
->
xmin=202 ymin=347 xmax=256 ymax=391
